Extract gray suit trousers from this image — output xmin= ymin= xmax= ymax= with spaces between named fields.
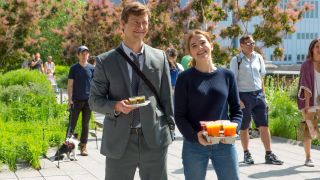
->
xmin=105 ymin=133 xmax=168 ymax=180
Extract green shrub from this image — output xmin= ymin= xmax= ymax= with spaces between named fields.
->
xmin=267 ymin=89 xmax=301 ymax=140
xmin=0 ymin=69 xmax=68 ymax=170
xmin=264 ymin=76 xmax=320 ymax=143
xmin=55 ymin=65 xmax=69 ymax=89
xmin=0 ymin=69 xmax=50 ymax=89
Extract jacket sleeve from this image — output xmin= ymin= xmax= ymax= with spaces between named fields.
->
xmin=89 ymin=56 xmax=118 ymax=117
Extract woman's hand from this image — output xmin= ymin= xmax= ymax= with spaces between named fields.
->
xmin=197 ymin=131 xmax=213 ymax=146
xmin=304 ymin=106 xmax=310 ymax=114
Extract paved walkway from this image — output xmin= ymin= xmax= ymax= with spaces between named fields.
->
xmin=1 ymin=113 xmax=320 ymax=180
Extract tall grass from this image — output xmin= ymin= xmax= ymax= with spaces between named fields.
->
xmin=0 ymin=69 xmax=96 ymax=171
xmin=0 ymin=69 xmax=67 ymax=171
xmin=55 ymin=65 xmax=69 ymax=89
xmin=265 ymin=76 xmax=320 ymax=145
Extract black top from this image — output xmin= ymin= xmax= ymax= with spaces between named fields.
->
xmin=174 ymin=67 xmax=242 ymax=142
xmin=68 ymin=63 xmax=94 ymax=101
xmin=30 ymin=59 xmax=43 ymax=71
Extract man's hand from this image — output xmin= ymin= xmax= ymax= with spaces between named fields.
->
xmin=68 ymin=99 xmax=74 ymax=107
xmin=240 ymin=100 xmax=245 ymax=109
xmin=114 ymin=100 xmax=137 ymax=114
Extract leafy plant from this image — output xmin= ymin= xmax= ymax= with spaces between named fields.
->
xmin=55 ymin=65 xmax=69 ymax=89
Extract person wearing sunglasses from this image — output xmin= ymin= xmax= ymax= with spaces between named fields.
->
xmin=229 ymin=35 xmax=284 ymax=165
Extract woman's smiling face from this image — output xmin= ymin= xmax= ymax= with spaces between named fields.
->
xmin=189 ymin=34 xmax=213 ymax=62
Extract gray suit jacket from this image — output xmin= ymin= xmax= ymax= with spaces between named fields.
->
xmin=89 ymin=44 xmax=174 ymax=159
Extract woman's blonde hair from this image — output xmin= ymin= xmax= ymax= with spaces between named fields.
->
xmin=185 ymin=29 xmax=211 ymax=67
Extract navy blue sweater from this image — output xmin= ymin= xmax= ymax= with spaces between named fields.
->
xmin=174 ymin=67 xmax=242 ymax=142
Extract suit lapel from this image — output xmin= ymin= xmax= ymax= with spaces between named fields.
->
xmin=115 ymin=45 xmax=132 ymax=96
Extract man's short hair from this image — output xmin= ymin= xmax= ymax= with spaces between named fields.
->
xmin=239 ymin=35 xmax=253 ymax=44
xmin=166 ymin=48 xmax=178 ymax=58
xmin=88 ymin=56 xmax=96 ymax=65
xmin=121 ymin=2 xmax=150 ymax=23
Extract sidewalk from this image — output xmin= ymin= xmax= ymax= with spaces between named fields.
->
xmin=1 ymin=113 xmax=320 ymax=180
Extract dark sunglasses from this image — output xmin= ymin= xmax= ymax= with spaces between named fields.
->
xmin=245 ymin=42 xmax=255 ymax=46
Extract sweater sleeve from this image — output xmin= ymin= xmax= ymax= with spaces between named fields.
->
xmin=174 ymin=73 xmax=198 ymax=142
xmin=227 ymin=72 xmax=243 ymax=133
xmin=297 ymin=60 xmax=314 ymax=109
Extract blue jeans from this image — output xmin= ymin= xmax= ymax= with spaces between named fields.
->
xmin=182 ymin=139 xmax=239 ymax=180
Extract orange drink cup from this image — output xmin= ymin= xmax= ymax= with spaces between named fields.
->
xmin=223 ymin=123 xmax=237 ymax=136
xmin=206 ymin=122 xmax=221 ymax=137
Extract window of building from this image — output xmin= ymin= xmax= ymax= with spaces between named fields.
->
xmin=301 ymin=0 xmax=318 ymax=18
xmin=315 ymin=1 xmax=319 ymax=18
xmin=297 ymin=54 xmax=300 ymax=61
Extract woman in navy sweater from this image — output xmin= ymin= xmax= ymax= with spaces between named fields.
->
xmin=174 ymin=29 xmax=242 ymax=180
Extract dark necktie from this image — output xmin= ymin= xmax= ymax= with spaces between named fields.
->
xmin=130 ymin=53 xmax=141 ymax=128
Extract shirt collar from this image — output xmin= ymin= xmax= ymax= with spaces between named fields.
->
xmin=240 ymin=51 xmax=257 ymax=60
xmin=121 ymin=42 xmax=144 ymax=58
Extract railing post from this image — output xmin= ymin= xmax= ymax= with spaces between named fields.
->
xmin=60 ymin=88 xmax=63 ymax=104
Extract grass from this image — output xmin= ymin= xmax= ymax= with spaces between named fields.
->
xmin=0 ymin=69 xmax=97 ymax=171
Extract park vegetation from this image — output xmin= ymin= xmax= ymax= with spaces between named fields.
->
xmin=0 ymin=0 xmax=312 ymax=70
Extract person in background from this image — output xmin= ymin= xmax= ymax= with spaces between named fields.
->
xmin=229 ymin=35 xmax=283 ymax=165
xmin=166 ymin=48 xmax=184 ymax=90
xmin=67 ymin=45 xmax=94 ymax=156
xmin=44 ymin=56 xmax=55 ymax=75
xmin=89 ymin=2 xmax=174 ymax=180
xmin=174 ymin=29 xmax=242 ymax=180
xmin=88 ymin=56 xmax=96 ymax=66
xmin=30 ymin=52 xmax=44 ymax=73
xmin=297 ymin=38 xmax=320 ymax=167
xmin=180 ymin=55 xmax=192 ymax=70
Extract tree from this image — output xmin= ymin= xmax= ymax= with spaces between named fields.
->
xmin=0 ymin=0 xmax=44 ymax=72
xmin=30 ymin=0 xmax=83 ymax=65
xmin=186 ymin=0 xmax=312 ymax=64
xmin=0 ymin=0 xmax=77 ymax=71
xmin=54 ymin=0 xmax=123 ymax=64
xmin=0 ymin=0 xmax=312 ymax=70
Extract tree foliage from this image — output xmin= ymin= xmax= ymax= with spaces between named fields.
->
xmin=183 ymin=0 xmax=312 ymax=64
xmin=0 ymin=0 xmax=79 ymax=71
xmin=53 ymin=0 xmax=123 ymax=64
xmin=0 ymin=0 xmax=313 ymax=70
xmin=31 ymin=0 xmax=82 ymax=65
xmin=0 ymin=0 xmax=44 ymax=72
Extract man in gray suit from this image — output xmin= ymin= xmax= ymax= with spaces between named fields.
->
xmin=89 ymin=2 xmax=174 ymax=180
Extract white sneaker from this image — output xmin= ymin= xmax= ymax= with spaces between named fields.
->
xmin=304 ymin=159 xmax=315 ymax=167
